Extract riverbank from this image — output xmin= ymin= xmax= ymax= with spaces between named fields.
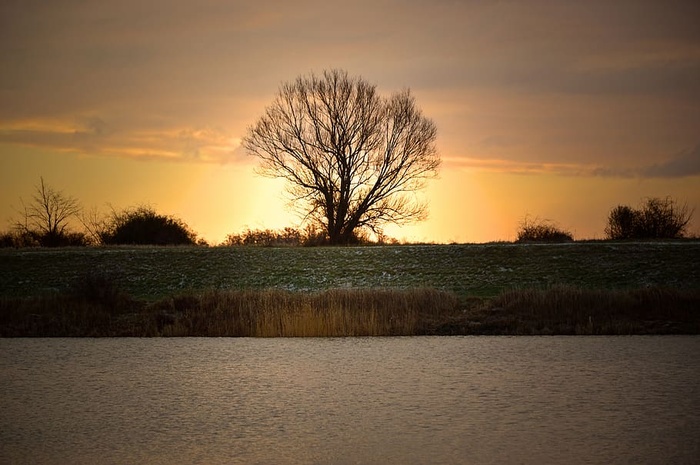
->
xmin=2 ymin=243 xmax=698 ymax=336
xmin=2 ymin=285 xmax=698 ymax=337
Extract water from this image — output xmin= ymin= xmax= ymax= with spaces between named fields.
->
xmin=1 ymin=337 xmax=699 ymax=465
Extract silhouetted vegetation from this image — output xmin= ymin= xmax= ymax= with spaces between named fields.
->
xmin=221 ymin=225 xmax=398 ymax=247
xmin=244 ymin=69 xmax=440 ymax=245
xmin=5 ymin=176 xmax=696 ymax=248
xmin=606 ymin=197 xmax=694 ymax=240
xmin=516 ymin=217 xmax=573 ymax=243
xmin=221 ymin=227 xmax=309 ymax=247
xmin=100 ymin=206 xmax=198 ymax=246
xmin=10 ymin=177 xmax=89 ymax=247
xmin=0 ymin=230 xmax=41 ymax=248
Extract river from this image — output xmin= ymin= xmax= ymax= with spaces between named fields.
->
xmin=1 ymin=336 xmax=699 ymax=465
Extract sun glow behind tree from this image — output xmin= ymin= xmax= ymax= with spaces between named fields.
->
xmin=243 ymin=69 xmax=440 ymax=245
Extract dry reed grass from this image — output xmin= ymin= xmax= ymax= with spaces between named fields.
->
xmin=153 ymin=288 xmax=459 ymax=337
xmin=470 ymin=285 xmax=700 ymax=335
xmin=2 ymin=282 xmax=698 ymax=337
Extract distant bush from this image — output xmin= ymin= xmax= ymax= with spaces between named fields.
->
xmin=223 ymin=225 xmax=329 ymax=247
xmin=0 ymin=230 xmax=35 ymax=248
xmin=101 ymin=206 xmax=198 ymax=246
xmin=605 ymin=197 xmax=693 ymax=240
xmin=223 ymin=227 xmax=304 ymax=247
xmin=221 ymin=225 xmax=397 ymax=247
xmin=36 ymin=230 xmax=90 ymax=247
xmin=0 ymin=229 xmax=89 ymax=248
xmin=516 ymin=217 xmax=573 ymax=243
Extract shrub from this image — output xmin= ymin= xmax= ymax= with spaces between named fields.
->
xmin=223 ymin=227 xmax=304 ymax=247
xmin=220 ymin=225 xmax=394 ymax=247
xmin=222 ymin=225 xmax=330 ymax=247
xmin=605 ymin=197 xmax=693 ymax=240
xmin=0 ymin=229 xmax=89 ymax=247
xmin=516 ymin=217 xmax=573 ymax=243
xmin=38 ymin=230 xmax=90 ymax=247
xmin=605 ymin=205 xmax=639 ymax=240
xmin=0 ymin=231 xmax=34 ymax=248
xmin=101 ymin=206 xmax=198 ymax=246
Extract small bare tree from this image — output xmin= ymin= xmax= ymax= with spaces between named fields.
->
xmin=243 ymin=69 xmax=440 ymax=245
xmin=79 ymin=205 xmax=110 ymax=245
xmin=15 ymin=177 xmax=82 ymax=245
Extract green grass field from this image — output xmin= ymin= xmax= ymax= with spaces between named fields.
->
xmin=2 ymin=242 xmax=699 ymax=301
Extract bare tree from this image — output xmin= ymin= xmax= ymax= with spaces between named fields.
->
xmin=15 ymin=177 xmax=81 ymax=245
xmin=243 ymin=69 xmax=440 ymax=245
xmin=79 ymin=205 xmax=110 ymax=245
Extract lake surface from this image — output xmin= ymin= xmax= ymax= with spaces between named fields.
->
xmin=1 ymin=337 xmax=699 ymax=465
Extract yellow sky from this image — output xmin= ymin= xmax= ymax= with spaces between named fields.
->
xmin=1 ymin=1 xmax=699 ymax=243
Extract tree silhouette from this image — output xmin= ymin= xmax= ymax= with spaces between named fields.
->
xmin=605 ymin=197 xmax=693 ymax=240
xmin=15 ymin=177 xmax=83 ymax=246
xmin=243 ymin=69 xmax=440 ymax=245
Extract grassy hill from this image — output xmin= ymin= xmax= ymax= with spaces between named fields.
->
xmin=2 ymin=242 xmax=698 ymax=301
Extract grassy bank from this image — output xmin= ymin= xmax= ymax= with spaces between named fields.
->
xmin=2 ymin=283 xmax=698 ymax=337
xmin=2 ymin=242 xmax=699 ymax=301
xmin=2 ymin=242 xmax=698 ymax=336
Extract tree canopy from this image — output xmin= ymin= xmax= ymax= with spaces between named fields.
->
xmin=243 ymin=69 xmax=440 ymax=245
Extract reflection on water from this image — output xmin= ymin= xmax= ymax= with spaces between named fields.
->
xmin=1 ymin=337 xmax=699 ymax=465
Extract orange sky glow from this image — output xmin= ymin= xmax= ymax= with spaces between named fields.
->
xmin=1 ymin=0 xmax=699 ymax=244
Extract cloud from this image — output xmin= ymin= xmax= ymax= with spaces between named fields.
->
xmin=446 ymin=144 xmax=700 ymax=179
xmin=640 ymin=145 xmax=700 ymax=178
xmin=589 ymin=145 xmax=700 ymax=178
xmin=75 ymin=116 xmax=109 ymax=137
xmin=1 ymin=0 xmax=699 ymax=174
xmin=0 ymin=117 xmax=249 ymax=165
xmin=443 ymin=156 xmax=599 ymax=176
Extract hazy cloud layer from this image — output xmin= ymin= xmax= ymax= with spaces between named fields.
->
xmin=452 ymin=143 xmax=700 ymax=178
xmin=640 ymin=145 xmax=700 ymax=178
xmin=0 ymin=118 xmax=246 ymax=164
xmin=1 ymin=0 xmax=699 ymax=175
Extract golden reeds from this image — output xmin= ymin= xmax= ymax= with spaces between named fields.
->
xmin=1 ymin=285 xmax=698 ymax=337
xmin=156 ymin=288 xmax=459 ymax=337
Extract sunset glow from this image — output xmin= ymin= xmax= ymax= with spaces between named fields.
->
xmin=2 ymin=1 xmax=699 ymax=243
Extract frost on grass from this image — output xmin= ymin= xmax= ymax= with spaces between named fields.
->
xmin=1 ymin=243 xmax=699 ymax=300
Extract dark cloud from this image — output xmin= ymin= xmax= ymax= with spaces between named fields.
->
xmin=587 ymin=145 xmax=700 ymax=178
xmin=446 ymin=144 xmax=700 ymax=179
xmin=641 ymin=145 xmax=700 ymax=178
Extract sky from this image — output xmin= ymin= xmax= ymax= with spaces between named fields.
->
xmin=1 ymin=0 xmax=699 ymax=244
